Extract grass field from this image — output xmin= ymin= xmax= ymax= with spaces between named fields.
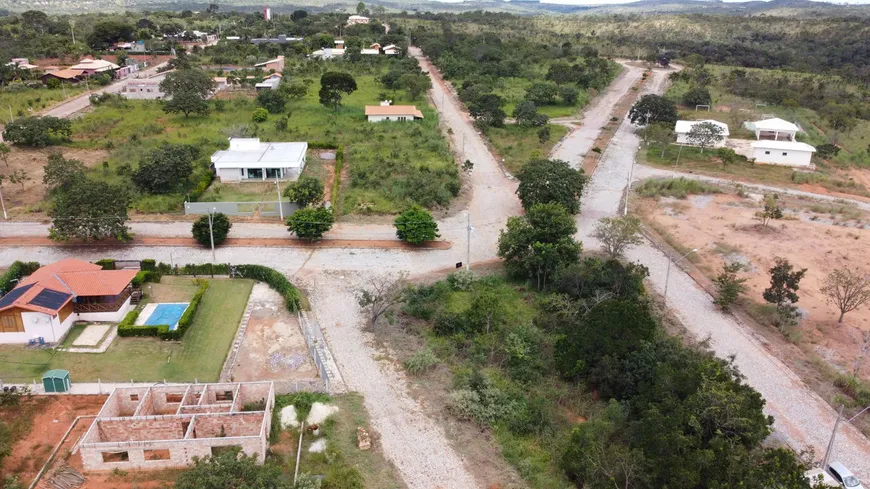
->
xmin=0 ymin=277 xmax=254 ymax=383
xmin=487 ymin=123 xmax=570 ymax=175
xmin=0 ymin=85 xmax=88 ymax=120
xmin=69 ymin=72 xmax=457 ymax=215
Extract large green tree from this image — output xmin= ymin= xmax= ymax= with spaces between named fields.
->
xmin=49 ymin=180 xmax=131 ymax=241
xmin=43 ymin=153 xmax=85 ymax=194
xmin=283 ymin=176 xmax=324 ymax=207
xmin=3 ymin=117 xmax=71 ymax=147
xmin=286 ymin=206 xmax=334 ymax=240
xmin=468 ymin=93 xmax=506 ymax=128
xmin=160 ymin=69 xmax=216 ymax=118
xmin=256 ymin=89 xmax=288 ymax=114
xmin=132 ymin=143 xmax=198 ymax=194
xmin=191 ymin=213 xmax=232 ymax=247
xmin=394 ymin=205 xmax=440 ymax=244
xmin=516 ymin=159 xmax=586 ymax=214
xmin=512 ymin=101 xmax=548 ymax=127
xmin=319 ymin=72 xmax=358 ymax=109
xmin=629 ymin=94 xmax=678 ymax=125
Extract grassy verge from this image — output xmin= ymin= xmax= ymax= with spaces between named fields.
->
xmin=0 ymin=278 xmax=254 ymax=382
xmin=0 ymin=85 xmax=88 ymax=120
xmin=488 ymin=124 xmax=569 ymax=174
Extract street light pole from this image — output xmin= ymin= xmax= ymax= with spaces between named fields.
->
xmin=208 ymin=207 xmax=216 ymax=262
xmin=673 ymin=143 xmax=684 ymax=177
xmin=822 ymin=404 xmax=845 ymax=471
xmin=663 ymin=248 xmax=697 ymax=305
xmin=275 ymin=180 xmax=283 ymax=221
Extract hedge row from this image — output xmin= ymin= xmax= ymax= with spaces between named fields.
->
xmin=234 ymin=264 xmax=302 ymax=312
xmin=0 ymin=261 xmax=40 ymax=295
xmin=118 ymin=279 xmax=210 ymax=340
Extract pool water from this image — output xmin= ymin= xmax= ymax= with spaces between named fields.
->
xmin=144 ymin=303 xmax=190 ymax=330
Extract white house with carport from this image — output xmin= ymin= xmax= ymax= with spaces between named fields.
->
xmin=365 ymin=104 xmax=424 ymax=122
xmin=674 ymin=120 xmax=730 ymax=147
xmin=211 ymin=138 xmax=307 ymax=182
xmin=751 ymin=140 xmax=816 ymax=167
xmin=744 ymin=118 xmax=799 ymax=141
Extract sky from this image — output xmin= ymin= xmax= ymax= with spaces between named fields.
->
xmin=536 ymin=0 xmax=870 ymax=4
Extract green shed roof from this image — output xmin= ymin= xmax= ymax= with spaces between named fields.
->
xmin=42 ymin=369 xmax=70 ymax=379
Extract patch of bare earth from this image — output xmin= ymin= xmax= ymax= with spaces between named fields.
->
xmin=637 ymin=189 xmax=870 ymax=433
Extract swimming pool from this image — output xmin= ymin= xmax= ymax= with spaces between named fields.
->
xmin=141 ymin=303 xmax=190 ymax=330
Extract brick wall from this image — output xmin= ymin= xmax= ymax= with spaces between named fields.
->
xmin=193 ymin=413 xmax=263 ymax=438
xmin=97 ymin=418 xmax=187 ymax=442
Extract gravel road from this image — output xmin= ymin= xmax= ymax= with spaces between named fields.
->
xmin=576 ymin=70 xmax=870 ymax=478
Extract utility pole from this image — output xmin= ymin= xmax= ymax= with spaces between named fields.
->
xmin=0 ymin=184 xmax=7 ymax=219
xmin=208 ymin=207 xmax=217 ymax=262
xmin=822 ymin=404 xmax=845 ymax=471
xmin=70 ymin=20 xmax=76 ymax=45
xmin=663 ymin=248 xmax=697 ymax=305
xmin=465 ymin=211 xmax=472 ymax=271
xmin=673 ymin=143 xmax=684 ymax=177
xmin=275 ymin=180 xmax=283 ymax=221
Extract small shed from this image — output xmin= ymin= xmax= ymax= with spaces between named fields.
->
xmin=42 ymin=369 xmax=71 ymax=393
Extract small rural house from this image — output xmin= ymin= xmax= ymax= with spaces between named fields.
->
xmin=674 ymin=120 xmax=730 ymax=147
xmin=211 ymin=138 xmax=308 ymax=182
xmin=365 ymin=103 xmax=424 ymax=122
xmin=254 ymin=55 xmax=285 ymax=73
xmin=310 ymin=48 xmax=345 ymax=60
xmin=382 ymin=44 xmax=400 ymax=55
xmin=251 ymin=35 xmax=303 ymax=45
xmin=213 ymin=77 xmax=228 ymax=91
xmin=360 ymin=48 xmax=380 ymax=55
xmin=751 ymin=140 xmax=816 ymax=167
xmin=70 ymin=58 xmax=120 ymax=76
xmin=41 ymin=68 xmax=84 ymax=84
xmin=122 ymin=79 xmax=164 ymax=99
xmin=0 ymin=259 xmax=137 ymax=344
xmin=744 ymin=118 xmax=799 ymax=141
xmin=255 ymin=73 xmax=282 ymax=91
xmin=347 ymin=15 xmax=370 ymax=25
xmin=7 ymin=58 xmax=38 ymax=70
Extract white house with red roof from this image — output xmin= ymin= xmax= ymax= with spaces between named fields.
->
xmin=0 ymin=259 xmax=137 ymax=344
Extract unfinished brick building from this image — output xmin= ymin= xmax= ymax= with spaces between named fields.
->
xmin=79 ymin=382 xmax=274 ymax=471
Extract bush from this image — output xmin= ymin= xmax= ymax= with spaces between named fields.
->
xmin=95 ymin=259 xmax=116 ymax=270
xmin=286 ymin=206 xmax=333 ymax=241
xmin=191 ymin=213 xmax=232 ymax=247
xmin=2 ymin=116 xmax=72 ymax=147
xmin=234 ymin=264 xmax=303 ymax=312
xmin=140 ymin=259 xmax=157 ymax=271
xmin=404 ymin=348 xmax=439 ymax=375
xmin=394 ymin=205 xmax=440 ymax=244
xmin=0 ymin=261 xmax=40 ymax=294
xmin=251 ymin=107 xmax=268 ymax=122
xmin=283 ymin=176 xmax=324 ymax=207
xmin=256 ymin=89 xmax=287 ymax=114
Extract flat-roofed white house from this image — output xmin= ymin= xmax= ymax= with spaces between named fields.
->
xmin=347 ymin=15 xmax=370 ymax=25
xmin=674 ymin=120 xmax=730 ymax=147
xmin=744 ymin=118 xmax=799 ymax=141
xmin=365 ymin=104 xmax=424 ymax=122
xmin=211 ymin=138 xmax=307 ymax=182
xmin=751 ymin=140 xmax=816 ymax=167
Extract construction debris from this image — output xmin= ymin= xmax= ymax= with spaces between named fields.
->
xmin=357 ymin=427 xmax=371 ymax=450
xmin=45 ymin=465 xmax=85 ymax=489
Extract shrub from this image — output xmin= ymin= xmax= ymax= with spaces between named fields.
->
xmin=251 ymin=107 xmax=268 ymax=122
xmin=394 ymin=205 xmax=439 ymax=244
xmin=2 ymin=116 xmax=72 ymax=147
xmin=95 ymin=259 xmax=116 ymax=270
xmin=140 ymin=259 xmax=157 ymax=271
xmin=234 ymin=264 xmax=303 ymax=312
xmin=283 ymin=176 xmax=324 ymax=207
xmin=404 ymin=348 xmax=439 ymax=375
xmin=0 ymin=261 xmax=40 ymax=294
xmin=286 ymin=206 xmax=333 ymax=241
xmin=191 ymin=213 xmax=232 ymax=247
xmin=256 ymin=89 xmax=287 ymax=114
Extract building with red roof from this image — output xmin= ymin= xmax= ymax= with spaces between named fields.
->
xmin=0 ymin=259 xmax=137 ymax=344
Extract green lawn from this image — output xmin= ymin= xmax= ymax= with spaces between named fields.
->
xmin=0 ymin=85 xmax=88 ymax=121
xmin=69 ymin=71 xmax=457 ymax=215
xmin=198 ymin=181 xmax=282 ymax=202
xmin=0 ymin=277 xmax=254 ymax=383
xmin=488 ymin=123 xmax=569 ymax=175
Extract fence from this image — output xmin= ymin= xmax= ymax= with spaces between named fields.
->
xmin=184 ymin=201 xmax=298 ymax=218
xmin=297 ymin=310 xmax=334 ymax=394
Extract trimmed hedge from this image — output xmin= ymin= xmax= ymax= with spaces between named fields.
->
xmin=118 ymin=279 xmax=209 ymax=340
xmin=141 ymin=259 xmax=157 ymax=272
xmin=0 ymin=261 xmax=40 ymax=294
xmin=234 ymin=264 xmax=302 ymax=312
xmin=132 ymin=270 xmax=161 ymax=287
xmin=95 ymin=259 xmax=116 ymax=270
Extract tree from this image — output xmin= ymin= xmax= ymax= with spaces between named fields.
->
xmin=686 ymin=121 xmax=725 ymax=153
xmin=49 ymin=180 xmax=131 ymax=241
xmin=394 ymin=205 xmax=439 ymax=244
xmin=43 ymin=153 xmax=85 ymax=193
xmin=713 ymin=262 xmax=748 ymax=311
xmin=682 ymin=86 xmax=712 ymax=107
xmin=537 ymin=126 xmax=551 ymax=144
xmin=251 ymin=108 xmax=268 ymax=122
xmin=283 ymin=176 xmax=324 ymax=207
xmin=592 ymin=216 xmax=643 ymax=259
xmin=525 ymin=82 xmax=559 ymax=106
xmin=319 ymin=72 xmax=358 ymax=109
xmin=191 ymin=213 xmax=232 ymax=247
xmin=88 ymin=20 xmax=135 ymax=50
xmin=512 ymin=100 xmax=548 ymax=127
xmin=497 ymin=203 xmax=581 ymax=290
xmin=629 ymin=94 xmax=678 ymax=125
xmin=133 ymin=143 xmax=198 ymax=194
xmin=3 ymin=117 xmax=71 ymax=147
xmin=256 ymin=90 xmax=287 ymax=114
xmin=286 ymin=206 xmax=333 ymax=240
xmin=290 ymin=10 xmax=308 ymax=21
xmin=756 ymin=194 xmax=783 ymax=228
xmin=163 ymin=90 xmax=210 ymax=118
xmin=175 ymin=447 xmax=290 ymax=489
xmin=206 ymin=2 xmax=219 ymax=14
xmin=820 ymin=267 xmax=870 ymax=324
xmin=282 ymin=82 xmax=309 ymax=101
xmin=644 ymin=123 xmax=675 ymax=157
xmin=356 ymin=273 xmax=407 ymax=327
xmin=467 ymin=93 xmax=506 ymax=128
xmin=516 ymin=159 xmax=586 ymax=214
xmin=6 ymin=169 xmax=28 ymax=189
xmin=0 ymin=144 xmax=9 ymax=167
xmin=559 ymin=85 xmax=580 ymax=105
xmin=763 ymin=257 xmax=807 ymax=330
xmin=357 ymin=1 xmax=366 ymax=14
xmin=399 ymin=73 xmax=431 ymax=100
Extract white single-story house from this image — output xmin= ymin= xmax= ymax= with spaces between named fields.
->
xmin=744 ymin=118 xmax=799 ymax=141
xmin=254 ymin=55 xmax=285 ymax=72
xmin=121 ymin=78 xmax=164 ymax=99
xmin=382 ymin=44 xmax=400 ymax=55
xmin=211 ymin=138 xmax=308 ymax=182
xmin=0 ymin=259 xmax=137 ymax=344
xmin=751 ymin=140 xmax=816 ymax=167
xmin=365 ymin=104 xmax=424 ymax=122
xmin=255 ymin=73 xmax=282 ymax=91
xmin=310 ymin=48 xmax=346 ymax=60
xmin=360 ymin=48 xmax=380 ymax=55
xmin=347 ymin=15 xmax=370 ymax=25
xmin=674 ymin=119 xmax=730 ymax=147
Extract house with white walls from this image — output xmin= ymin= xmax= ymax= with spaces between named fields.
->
xmin=751 ymin=140 xmax=816 ymax=167
xmin=0 ymin=259 xmax=137 ymax=344
xmin=674 ymin=120 xmax=730 ymax=147
xmin=365 ymin=104 xmax=424 ymax=122
xmin=211 ymin=138 xmax=307 ymax=182
xmin=744 ymin=118 xmax=800 ymax=141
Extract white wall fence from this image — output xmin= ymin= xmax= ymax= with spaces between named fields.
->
xmin=184 ymin=201 xmax=298 ymax=218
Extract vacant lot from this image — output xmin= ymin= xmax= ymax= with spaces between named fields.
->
xmin=0 ymin=277 xmax=254 ymax=382
xmin=488 ymin=123 xmax=570 ymax=175
xmin=0 ymin=85 xmax=88 ymax=120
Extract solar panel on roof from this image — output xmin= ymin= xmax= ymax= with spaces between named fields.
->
xmin=0 ymin=283 xmax=35 ymax=309
xmin=28 ymin=289 xmax=72 ymax=311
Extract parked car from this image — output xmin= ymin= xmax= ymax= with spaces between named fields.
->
xmin=828 ymin=462 xmax=866 ymax=489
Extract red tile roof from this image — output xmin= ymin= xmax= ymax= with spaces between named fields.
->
xmin=18 ymin=258 xmax=137 ymax=300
